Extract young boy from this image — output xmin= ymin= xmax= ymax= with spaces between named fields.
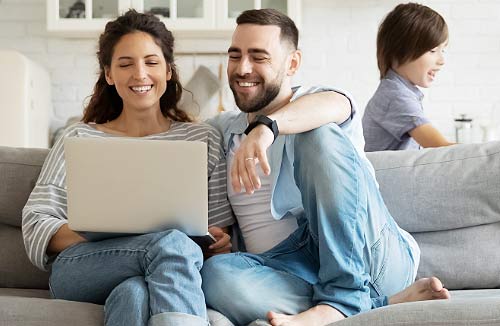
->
xmin=363 ymin=3 xmax=454 ymax=151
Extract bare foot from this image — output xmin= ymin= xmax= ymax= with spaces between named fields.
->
xmin=389 ymin=277 xmax=451 ymax=305
xmin=267 ymin=304 xmax=345 ymax=326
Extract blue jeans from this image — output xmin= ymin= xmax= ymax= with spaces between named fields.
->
xmin=201 ymin=124 xmax=419 ymax=325
xmin=49 ymin=229 xmax=208 ymax=326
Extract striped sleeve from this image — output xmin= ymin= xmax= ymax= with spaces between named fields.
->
xmin=22 ymin=127 xmax=73 ymax=271
xmin=205 ymin=125 xmax=235 ymax=228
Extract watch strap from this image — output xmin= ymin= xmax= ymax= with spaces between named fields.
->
xmin=244 ymin=115 xmax=279 ymax=143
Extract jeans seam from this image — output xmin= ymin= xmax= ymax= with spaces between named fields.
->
xmin=370 ymin=224 xmax=398 ymax=294
xmin=48 ymin=276 xmax=56 ymax=298
xmin=144 ymin=249 xmax=153 ymax=276
xmin=346 ymin=141 xmax=362 ymax=296
xmin=369 ymin=222 xmax=390 ymax=252
xmin=57 ymin=248 xmax=148 ymax=261
xmin=263 ymin=233 xmax=303 ymax=258
xmin=237 ymin=253 xmax=260 ymax=268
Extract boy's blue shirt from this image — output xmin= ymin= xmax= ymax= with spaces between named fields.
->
xmin=363 ymin=69 xmax=431 ymax=151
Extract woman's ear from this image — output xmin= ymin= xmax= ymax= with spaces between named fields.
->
xmin=104 ymin=67 xmax=114 ymax=85
xmin=166 ymin=64 xmax=172 ymax=81
xmin=287 ymin=49 xmax=302 ymax=76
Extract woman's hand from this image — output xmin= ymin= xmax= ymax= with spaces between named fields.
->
xmin=47 ymin=224 xmax=87 ymax=254
xmin=207 ymin=226 xmax=232 ymax=258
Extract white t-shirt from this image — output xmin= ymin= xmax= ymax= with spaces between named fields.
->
xmin=227 ymin=134 xmax=298 ymax=254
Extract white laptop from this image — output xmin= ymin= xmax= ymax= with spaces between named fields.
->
xmin=64 ymin=137 xmax=208 ymax=237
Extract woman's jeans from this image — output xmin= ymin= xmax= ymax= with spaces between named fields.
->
xmin=201 ymin=124 xmax=419 ymax=326
xmin=50 ymin=229 xmax=208 ymax=326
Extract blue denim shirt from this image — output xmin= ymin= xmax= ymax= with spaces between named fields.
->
xmin=207 ymin=85 xmax=373 ymax=221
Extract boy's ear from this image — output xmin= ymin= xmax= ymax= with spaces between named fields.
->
xmin=287 ymin=49 xmax=302 ymax=76
xmin=104 ymin=66 xmax=114 ymax=85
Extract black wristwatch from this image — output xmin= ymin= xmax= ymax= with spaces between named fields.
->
xmin=244 ymin=115 xmax=279 ymax=143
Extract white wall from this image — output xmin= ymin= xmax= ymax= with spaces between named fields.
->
xmin=1 ymin=0 xmax=499 ymax=140
xmin=296 ymin=0 xmax=500 ymax=141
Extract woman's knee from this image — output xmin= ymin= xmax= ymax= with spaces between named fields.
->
xmin=150 ymin=229 xmax=204 ymax=265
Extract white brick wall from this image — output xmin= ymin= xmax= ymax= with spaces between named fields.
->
xmin=1 ymin=0 xmax=499 ymax=141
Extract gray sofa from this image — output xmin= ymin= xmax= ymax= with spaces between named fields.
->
xmin=1 ymin=141 xmax=500 ymax=326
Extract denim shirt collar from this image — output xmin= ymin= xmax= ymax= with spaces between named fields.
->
xmin=226 ymin=112 xmax=249 ymax=136
xmin=386 ymin=69 xmax=424 ymax=101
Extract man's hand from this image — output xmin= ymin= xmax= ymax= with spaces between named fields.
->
xmin=231 ymin=125 xmax=274 ymax=194
xmin=207 ymin=226 xmax=232 ymax=257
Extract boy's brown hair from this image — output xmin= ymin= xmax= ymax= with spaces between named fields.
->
xmin=377 ymin=3 xmax=448 ymax=79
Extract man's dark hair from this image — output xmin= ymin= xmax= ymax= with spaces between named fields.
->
xmin=377 ymin=3 xmax=448 ymax=79
xmin=236 ymin=8 xmax=299 ymax=50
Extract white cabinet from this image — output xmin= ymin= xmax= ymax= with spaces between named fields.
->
xmin=130 ymin=0 xmax=217 ymax=31
xmin=47 ymin=0 xmax=301 ymax=52
xmin=0 ymin=50 xmax=51 ymax=148
xmin=47 ymin=0 xmax=131 ymax=35
xmin=217 ymin=0 xmax=301 ymax=31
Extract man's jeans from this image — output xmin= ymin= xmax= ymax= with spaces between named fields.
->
xmin=49 ymin=229 xmax=208 ymax=326
xmin=202 ymin=124 xmax=419 ymax=325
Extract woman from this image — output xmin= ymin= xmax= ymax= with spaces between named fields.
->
xmin=22 ymin=10 xmax=233 ymax=326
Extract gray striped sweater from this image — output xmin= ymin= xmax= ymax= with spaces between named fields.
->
xmin=22 ymin=121 xmax=234 ymax=271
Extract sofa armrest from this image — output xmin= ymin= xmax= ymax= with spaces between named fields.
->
xmin=0 ymin=146 xmax=48 ymax=227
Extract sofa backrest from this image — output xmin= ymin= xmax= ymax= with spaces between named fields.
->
xmin=0 ymin=146 xmax=49 ymax=289
xmin=367 ymin=141 xmax=500 ymax=289
xmin=1 ymin=142 xmax=500 ymax=290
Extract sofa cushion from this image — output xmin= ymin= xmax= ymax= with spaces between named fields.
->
xmin=0 ymin=294 xmax=104 ymax=326
xmin=366 ymin=141 xmax=500 ymax=233
xmin=330 ymin=289 xmax=500 ymax=326
xmin=367 ymin=141 xmax=500 ymax=290
xmin=0 ymin=288 xmax=234 ymax=326
xmin=0 ymin=224 xmax=49 ymax=289
xmin=0 ymin=146 xmax=48 ymax=228
xmin=247 ymin=290 xmax=500 ymax=326
xmin=415 ymin=222 xmax=500 ymax=289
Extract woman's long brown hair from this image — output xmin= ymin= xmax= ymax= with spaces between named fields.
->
xmin=82 ymin=10 xmax=191 ymax=123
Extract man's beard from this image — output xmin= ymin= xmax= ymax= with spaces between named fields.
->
xmin=230 ymin=74 xmax=283 ymax=113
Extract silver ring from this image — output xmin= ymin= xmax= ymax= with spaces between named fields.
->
xmin=245 ymin=157 xmax=255 ymax=161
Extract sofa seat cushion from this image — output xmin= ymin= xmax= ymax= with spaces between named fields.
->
xmin=5 ymin=288 xmax=500 ymax=326
xmin=247 ymin=290 xmax=500 ymax=326
xmin=330 ymin=289 xmax=500 ymax=326
xmin=0 ymin=290 xmax=103 ymax=326
xmin=0 ymin=288 xmax=234 ymax=326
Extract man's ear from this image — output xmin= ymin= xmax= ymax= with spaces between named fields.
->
xmin=287 ymin=49 xmax=302 ymax=76
xmin=104 ymin=67 xmax=114 ymax=85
